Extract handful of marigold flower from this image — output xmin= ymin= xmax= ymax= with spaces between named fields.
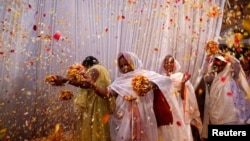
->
xmin=131 ymin=75 xmax=152 ymax=96
xmin=66 ymin=63 xmax=85 ymax=82
xmin=59 ymin=90 xmax=74 ymax=100
xmin=45 ymin=75 xmax=58 ymax=85
xmin=207 ymin=4 xmax=221 ymax=18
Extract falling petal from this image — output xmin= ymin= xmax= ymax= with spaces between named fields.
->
xmin=54 ymin=123 xmax=60 ymax=133
xmin=176 ymin=121 xmax=182 ymax=126
xmin=227 ymin=92 xmax=233 ymax=97
xmin=102 ymin=114 xmax=110 ymax=123
xmin=220 ymin=76 xmax=226 ymax=82
xmin=225 ymin=56 xmax=231 ymax=62
xmin=198 ymin=88 xmax=203 ymax=95
xmin=246 ymin=93 xmax=250 ymax=100
xmin=53 ymin=31 xmax=61 ymax=41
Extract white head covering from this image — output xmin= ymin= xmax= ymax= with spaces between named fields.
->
xmin=109 ymin=52 xmax=188 ymax=141
xmin=214 ymin=55 xmax=227 ymax=62
xmin=160 ymin=55 xmax=181 ymax=75
xmin=117 ymin=51 xmax=143 ymax=72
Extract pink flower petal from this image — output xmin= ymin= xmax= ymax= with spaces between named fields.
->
xmin=176 ymin=121 xmax=182 ymax=126
xmin=227 ymin=92 xmax=233 ymax=97
xmin=220 ymin=76 xmax=226 ymax=82
xmin=53 ymin=31 xmax=61 ymax=41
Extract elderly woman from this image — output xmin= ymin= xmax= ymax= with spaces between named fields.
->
xmin=160 ymin=54 xmax=203 ymax=141
xmin=202 ymin=55 xmax=250 ymax=139
xmin=85 ymin=52 xmax=187 ymax=141
xmin=200 ymin=40 xmax=250 ymax=139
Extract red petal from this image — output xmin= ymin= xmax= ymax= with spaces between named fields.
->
xmin=46 ymin=48 xmax=51 ymax=52
xmin=227 ymin=92 xmax=233 ymax=97
xmin=28 ymin=4 xmax=32 ymax=9
xmin=53 ymin=31 xmax=61 ymax=41
xmin=176 ymin=121 xmax=182 ymax=126
xmin=225 ymin=57 xmax=231 ymax=62
xmin=33 ymin=25 xmax=37 ymax=31
xmin=220 ymin=77 xmax=226 ymax=82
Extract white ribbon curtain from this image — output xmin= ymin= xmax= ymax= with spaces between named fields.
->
xmin=0 ymin=0 xmax=225 ymax=139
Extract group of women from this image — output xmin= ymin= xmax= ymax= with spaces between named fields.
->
xmin=51 ymin=51 xmax=203 ymax=141
xmin=50 ymin=42 xmax=250 ymax=141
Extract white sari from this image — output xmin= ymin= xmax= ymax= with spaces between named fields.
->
xmin=202 ymin=57 xmax=250 ymax=138
xmin=160 ymin=56 xmax=202 ymax=141
xmin=109 ymin=52 xmax=187 ymax=141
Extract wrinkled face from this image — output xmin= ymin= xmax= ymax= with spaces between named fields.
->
xmin=163 ymin=56 xmax=174 ymax=75
xmin=213 ymin=58 xmax=227 ymax=73
xmin=118 ymin=56 xmax=134 ymax=73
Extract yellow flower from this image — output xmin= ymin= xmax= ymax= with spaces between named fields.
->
xmin=131 ymin=75 xmax=151 ymax=96
xmin=66 ymin=63 xmax=85 ymax=82
xmin=246 ymin=93 xmax=250 ymax=100
xmin=44 ymin=75 xmax=58 ymax=85
xmin=60 ymin=90 xmax=74 ymax=100
xmin=207 ymin=4 xmax=221 ymax=18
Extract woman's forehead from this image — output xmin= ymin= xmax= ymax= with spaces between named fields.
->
xmin=118 ymin=56 xmax=126 ymax=63
xmin=164 ymin=56 xmax=174 ymax=62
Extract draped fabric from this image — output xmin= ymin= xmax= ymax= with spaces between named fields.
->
xmin=201 ymin=55 xmax=250 ymax=138
xmin=109 ymin=51 xmax=187 ymax=141
xmin=159 ymin=56 xmax=203 ymax=140
xmin=0 ymin=0 xmax=225 ymax=140
xmin=74 ymin=64 xmax=114 ymax=141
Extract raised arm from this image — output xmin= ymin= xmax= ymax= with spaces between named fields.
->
xmin=180 ymin=72 xmax=191 ymax=99
xmin=52 ymin=75 xmax=92 ymax=89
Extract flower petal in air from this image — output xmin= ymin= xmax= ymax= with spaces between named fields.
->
xmin=176 ymin=121 xmax=182 ymax=126
xmin=227 ymin=92 xmax=233 ymax=97
xmin=102 ymin=114 xmax=110 ymax=124
xmin=220 ymin=76 xmax=226 ymax=82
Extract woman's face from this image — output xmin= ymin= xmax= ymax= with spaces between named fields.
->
xmin=163 ymin=56 xmax=175 ymax=75
xmin=118 ymin=56 xmax=134 ymax=73
xmin=213 ymin=58 xmax=227 ymax=73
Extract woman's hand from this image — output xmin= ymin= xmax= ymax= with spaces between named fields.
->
xmin=80 ymin=74 xmax=95 ymax=87
xmin=51 ymin=75 xmax=68 ymax=86
xmin=204 ymin=72 xmax=215 ymax=85
xmin=181 ymin=72 xmax=191 ymax=84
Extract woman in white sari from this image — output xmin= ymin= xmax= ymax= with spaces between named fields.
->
xmin=84 ymin=51 xmax=187 ymax=141
xmin=202 ymin=55 xmax=250 ymax=138
xmin=201 ymin=41 xmax=250 ymax=139
xmin=160 ymin=55 xmax=203 ymax=141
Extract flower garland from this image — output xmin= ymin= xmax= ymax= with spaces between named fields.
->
xmin=131 ymin=75 xmax=152 ymax=96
